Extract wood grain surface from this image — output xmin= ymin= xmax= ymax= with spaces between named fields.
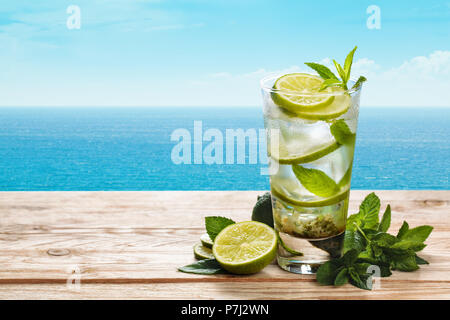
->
xmin=0 ymin=190 xmax=448 ymax=299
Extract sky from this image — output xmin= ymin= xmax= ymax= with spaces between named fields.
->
xmin=0 ymin=0 xmax=449 ymax=107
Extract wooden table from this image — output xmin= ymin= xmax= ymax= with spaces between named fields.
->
xmin=0 ymin=190 xmax=448 ymax=299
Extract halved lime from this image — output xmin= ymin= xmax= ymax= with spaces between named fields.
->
xmin=271 ymin=73 xmax=351 ymax=120
xmin=272 ymin=185 xmax=349 ymax=208
xmin=212 ymin=221 xmax=277 ymax=274
xmin=200 ymin=233 xmax=214 ymax=249
xmin=193 ymin=242 xmax=214 ymax=260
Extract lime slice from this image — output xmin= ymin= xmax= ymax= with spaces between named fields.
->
xmin=213 ymin=221 xmax=277 ymax=274
xmin=272 ymin=185 xmax=349 ymax=208
xmin=270 ymin=139 xmax=340 ymax=164
xmin=193 ymin=242 xmax=215 ymax=260
xmin=272 ymin=73 xmax=335 ymax=112
xmin=200 ymin=233 xmax=214 ymax=249
xmin=293 ymin=92 xmax=351 ymax=120
xmin=271 ymin=73 xmax=351 ymax=120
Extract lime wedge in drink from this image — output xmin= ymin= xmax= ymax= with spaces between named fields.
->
xmin=212 ymin=221 xmax=277 ymax=274
xmin=272 ymin=186 xmax=349 ymax=207
xmin=270 ymin=137 xmax=340 ymax=164
xmin=200 ymin=233 xmax=214 ymax=249
xmin=270 ymin=173 xmax=349 ymax=207
xmin=193 ymin=242 xmax=214 ymax=260
xmin=271 ymin=73 xmax=350 ymax=120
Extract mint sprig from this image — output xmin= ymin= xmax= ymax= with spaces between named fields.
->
xmin=317 ymin=193 xmax=433 ymax=290
xmin=305 ymin=46 xmax=366 ymax=91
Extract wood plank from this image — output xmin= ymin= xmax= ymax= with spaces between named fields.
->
xmin=1 ymin=281 xmax=449 ymax=300
xmin=0 ymin=191 xmax=449 ymax=299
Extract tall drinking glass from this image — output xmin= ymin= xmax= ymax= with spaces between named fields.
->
xmin=260 ymin=73 xmax=362 ymax=274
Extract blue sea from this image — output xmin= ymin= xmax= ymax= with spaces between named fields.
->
xmin=0 ymin=107 xmax=448 ymax=191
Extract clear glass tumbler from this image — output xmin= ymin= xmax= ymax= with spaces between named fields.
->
xmin=260 ymin=73 xmax=362 ymax=274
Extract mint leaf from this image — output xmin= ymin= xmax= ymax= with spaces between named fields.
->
xmin=304 ymin=62 xmax=338 ymax=80
xmin=330 ymin=120 xmax=356 ymax=145
xmin=397 ymin=225 xmax=433 ymax=243
xmin=388 ymin=250 xmax=419 ymax=272
xmin=334 ymin=268 xmax=349 ymax=286
xmin=343 ymin=230 xmax=366 ymax=254
xmin=333 ymin=60 xmax=346 ymax=83
xmin=390 ymin=240 xmax=426 ymax=252
xmin=205 ymin=216 xmax=235 ymax=241
xmin=378 ymin=205 xmax=391 ymax=232
xmin=178 ymin=259 xmax=228 ymax=275
xmin=346 ymin=192 xmax=380 ymax=231
xmin=344 ymin=46 xmax=357 ymax=82
xmin=316 ymin=261 xmax=342 ymax=285
xmin=348 ymin=268 xmax=371 ymax=290
xmin=291 ymin=165 xmax=339 ymax=197
xmin=397 ymin=221 xmax=409 ymax=239
xmin=320 ymin=78 xmax=343 ymax=91
xmin=415 ymin=255 xmax=429 ymax=265
xmin=351 ymin=76 xmax=366 ymax=90
xmin=307 ymin=47 xmax=364 ymax=91
xmin=341 ymin=248 xmax=360 ymax=266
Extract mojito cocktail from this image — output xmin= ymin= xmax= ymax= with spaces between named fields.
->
xmin=261 ymin=66 xmax=363 ymax=274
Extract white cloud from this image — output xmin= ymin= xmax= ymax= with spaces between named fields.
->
xmin=362 ymin=50 xmax=450 ymax=106
xmin=195 ymin=50 xmax=450 ymax=107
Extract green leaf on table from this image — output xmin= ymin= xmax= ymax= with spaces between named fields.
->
xmin=334 ymin=268 xmax=349 ymax=286
xmin=304 ymin=62 xmax=338 ymax=80
xmin=397 ymin=224 xmax=433 ymax=243
xmin=388 ymin=250 xmax=419 ymax=272
xmin=378 ymin=204 xmax=391 ymax=232
xmin=291 ymin=165 xmax=339 ymax=197
xmin=346 ymin=192 xmax=380 ymax=231
xmin=178 ymin=259 xmax=229 ymax=275
xmin=343 ymin=229 xmax=366 ymax=254
xmin=205 ymin=216 xmax=235 ymax=241
xmin=348 ymin=268 xmax=371 ymax=290
xmin=316 ymin=260 xmax=343 ymax=285
xmin=415 ymin=254 xmax=429 ymax=265
xmin=330 ymin=120 xmax=356 ymax=145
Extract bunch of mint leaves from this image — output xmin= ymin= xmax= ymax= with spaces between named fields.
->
xmin=317 ymin=192 xmax=433 ymax=290
xmin=305 ymin=46 xmax=366 ymax=91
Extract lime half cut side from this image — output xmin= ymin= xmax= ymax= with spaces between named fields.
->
xmin=213 ymin=221 xmax=277 ymax=274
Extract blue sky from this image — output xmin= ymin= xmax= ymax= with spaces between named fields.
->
xmin=0 ymin=0 xmax=449 ymax=106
